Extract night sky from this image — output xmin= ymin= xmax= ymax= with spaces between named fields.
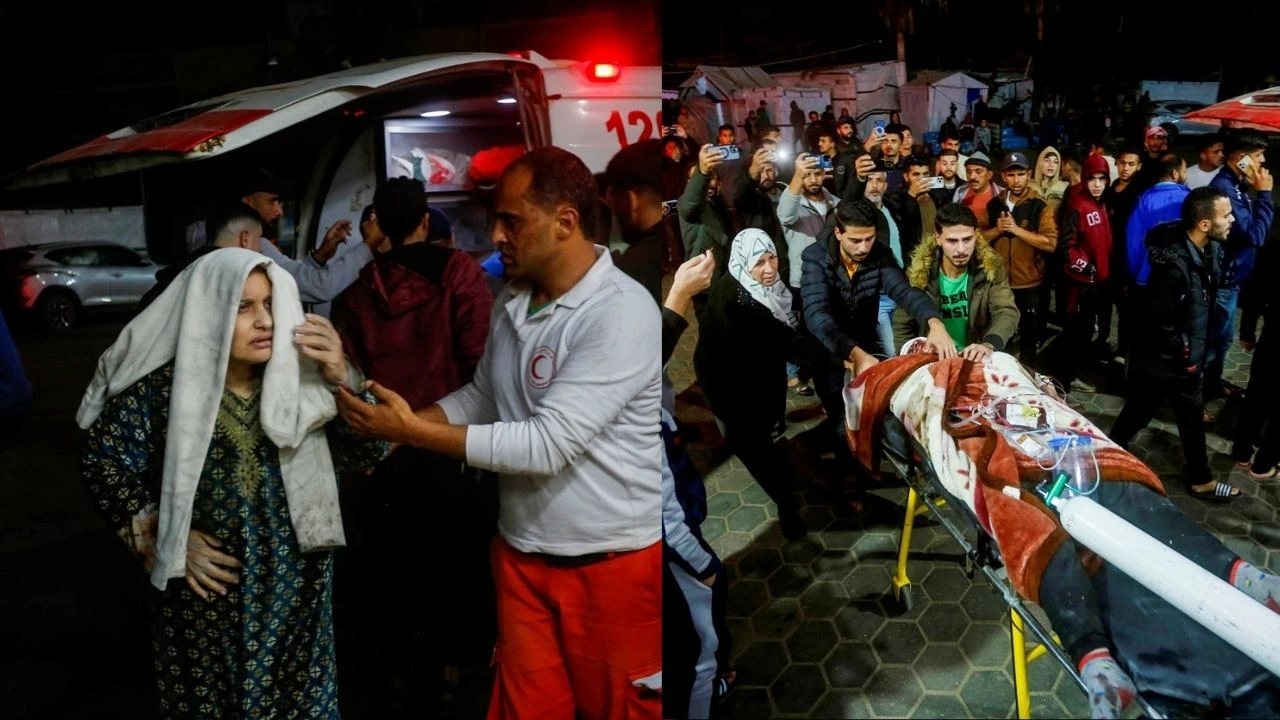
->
xmin=664 ymin=0 xmax=1280 ymax=96
xmin=3 ymin=0 xmax=1280 ymax=179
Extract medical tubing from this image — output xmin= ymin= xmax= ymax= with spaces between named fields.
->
xmin=947 ymin=385 xmax=1100 ymax=499
xmin=947 ymin=385 xmax=1056 ymax=433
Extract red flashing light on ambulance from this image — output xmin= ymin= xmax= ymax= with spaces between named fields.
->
xmin=586 ymin=63 xmax=621 ymax=82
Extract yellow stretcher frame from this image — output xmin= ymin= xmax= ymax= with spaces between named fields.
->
xmin=885 ymin=461 xmax=1165 ymax=719
xmin=892 ymin=486 xmax=1067 ymax=719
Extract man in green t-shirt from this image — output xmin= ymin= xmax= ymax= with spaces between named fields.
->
xmin=894 ymin=203 xmax=1021 ymax=361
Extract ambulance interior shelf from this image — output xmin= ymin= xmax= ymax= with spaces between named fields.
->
xmin=382 ymin=114 xmax=524 ymax=194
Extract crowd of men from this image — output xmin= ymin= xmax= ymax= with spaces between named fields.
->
xmin=657 ymin=104 xmax=1278 ymax=714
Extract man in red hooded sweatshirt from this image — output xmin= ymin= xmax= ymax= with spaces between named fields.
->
xmin=1055 ymin=154 xmax=1113 ymax=393
xmin=331 ymin=177 xmax=496 ymax=715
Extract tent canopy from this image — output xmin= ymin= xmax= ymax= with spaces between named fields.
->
xmin=772 ymin=60 xmax=905 ymax=139
xmin=679 ymin=65 xmax=780 ymax=101
xmin=900 ymin=71 xmax=989 ymax=136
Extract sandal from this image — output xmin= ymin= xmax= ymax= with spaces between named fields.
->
xmin=713 ymin=670 xmax=737 ymax=705
xmin=1249 ymin=465 xmax=1279 ymax=480
xmin=1189 ymin=481 xmax=1241 ymax=501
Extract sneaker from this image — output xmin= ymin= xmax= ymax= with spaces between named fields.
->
xmin=1070 ymin=378 xmax=1096 ymax=393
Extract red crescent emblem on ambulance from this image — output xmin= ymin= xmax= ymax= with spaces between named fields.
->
xmin=529 ymin=346 xmax=556 ymax=389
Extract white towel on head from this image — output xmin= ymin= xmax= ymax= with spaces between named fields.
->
xmin=77 ymin=247 xmax=345 ymax=591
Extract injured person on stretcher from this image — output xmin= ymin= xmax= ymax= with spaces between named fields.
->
xmin=846 ymin=341 xmax=1280 ymax=719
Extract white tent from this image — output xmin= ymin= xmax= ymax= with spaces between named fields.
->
xmin=773 ymin=60 xmax=905 ymax=139
xmin=678 ymin=65 xmax=829 ymax=150
xmin=679 ymin=65 xmax=779 ymax=102
xmin=988 ymin=72 xmax=1034 ymax=122
xmin=900 ymin=71 xmax=989 ymax=136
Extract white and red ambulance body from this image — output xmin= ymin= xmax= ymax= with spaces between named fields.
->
xmin=3 ymin=51 xmax=659 ymax=259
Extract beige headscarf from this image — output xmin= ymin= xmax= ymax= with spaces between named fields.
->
xmin=77 ymin=248 xmax=346 ymax=590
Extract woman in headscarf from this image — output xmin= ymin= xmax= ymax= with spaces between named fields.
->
xmin=1034 ymin=146 xmax=1069 ymax=207
xmin=693 ymin=229 xmax=818 ymax=540
xmin=79 ymin=248 xmax=386 ymax=719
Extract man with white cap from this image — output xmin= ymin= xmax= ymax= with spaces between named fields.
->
xmin=1132 ymin=126 xmax=1171 ymax=194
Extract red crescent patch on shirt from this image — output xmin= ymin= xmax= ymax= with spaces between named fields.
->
xmin=529 ymin=346 xmax=556 ymax=389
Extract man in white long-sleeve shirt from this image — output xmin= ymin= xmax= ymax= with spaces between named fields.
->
xmin=335 ymin=147 xmax=663 ymax=720
xmin=184 ymin=170 xmax=376 ymax=306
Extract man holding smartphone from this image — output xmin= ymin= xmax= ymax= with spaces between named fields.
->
xmin=1206 ymin=131 xmax=1275 ymax=401
xmin=981 ymin=152 xmax=1059 ymax=367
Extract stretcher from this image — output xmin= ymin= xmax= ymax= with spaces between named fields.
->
xmin=880 ymin=412 xmax=1166 ymax=720
xmin=844 ymin=346 xmax=1280 ymax=717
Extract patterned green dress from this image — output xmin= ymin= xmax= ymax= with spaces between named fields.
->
xmin=81 ymin=364 xmax=386 ymax=719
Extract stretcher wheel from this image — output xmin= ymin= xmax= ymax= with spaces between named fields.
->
xmin=894 ymin=584 xmax=915 ymax=613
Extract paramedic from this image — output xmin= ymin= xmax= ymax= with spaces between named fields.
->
xmin=334 ymin=147 xmax=663 ymax=720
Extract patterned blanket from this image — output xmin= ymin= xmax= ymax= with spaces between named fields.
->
xmin=847 ymin=346 xmax=1164 ymax=602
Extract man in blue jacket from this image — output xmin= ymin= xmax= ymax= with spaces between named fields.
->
xmin=1126 ymin=154 xmax=1188 ymax=290
xmin=1207 ymin=131 xmax=1274 ymax=399
xmin=1123 ymin=154 xmax=1188 ymax=357
xmin=0 ymin=310 xmax=31 ymax=439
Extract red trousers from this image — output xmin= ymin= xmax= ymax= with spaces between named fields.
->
xmin=487 ymin=537 xmax=663 ymax=720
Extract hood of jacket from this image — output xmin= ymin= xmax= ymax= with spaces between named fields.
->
xmin=358 ymin=244 xmax=452 ymax=318
xmin=1033 ymin=146 xmax=1067 ymax=194
xmin=906 ymin=235 xmax=1004 ymax=289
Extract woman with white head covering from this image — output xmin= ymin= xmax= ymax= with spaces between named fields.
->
xmin=693 ymin=229 xmax=822 ymax=540
xmin=78 ymin=248 xmax=386 ymax=719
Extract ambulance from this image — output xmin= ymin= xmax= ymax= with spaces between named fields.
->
xmin=1 ymin=51 xmax=660 ymax=263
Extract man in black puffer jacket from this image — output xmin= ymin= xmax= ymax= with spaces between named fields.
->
xmin=801 ymin=199 xmax=957 ymax=456
xmin=1111 ymin=186 xmax=1241 ymax=500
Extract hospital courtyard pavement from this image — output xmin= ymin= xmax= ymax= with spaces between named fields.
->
xmin=665 ymin=314 xmax=1279 ymax=720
